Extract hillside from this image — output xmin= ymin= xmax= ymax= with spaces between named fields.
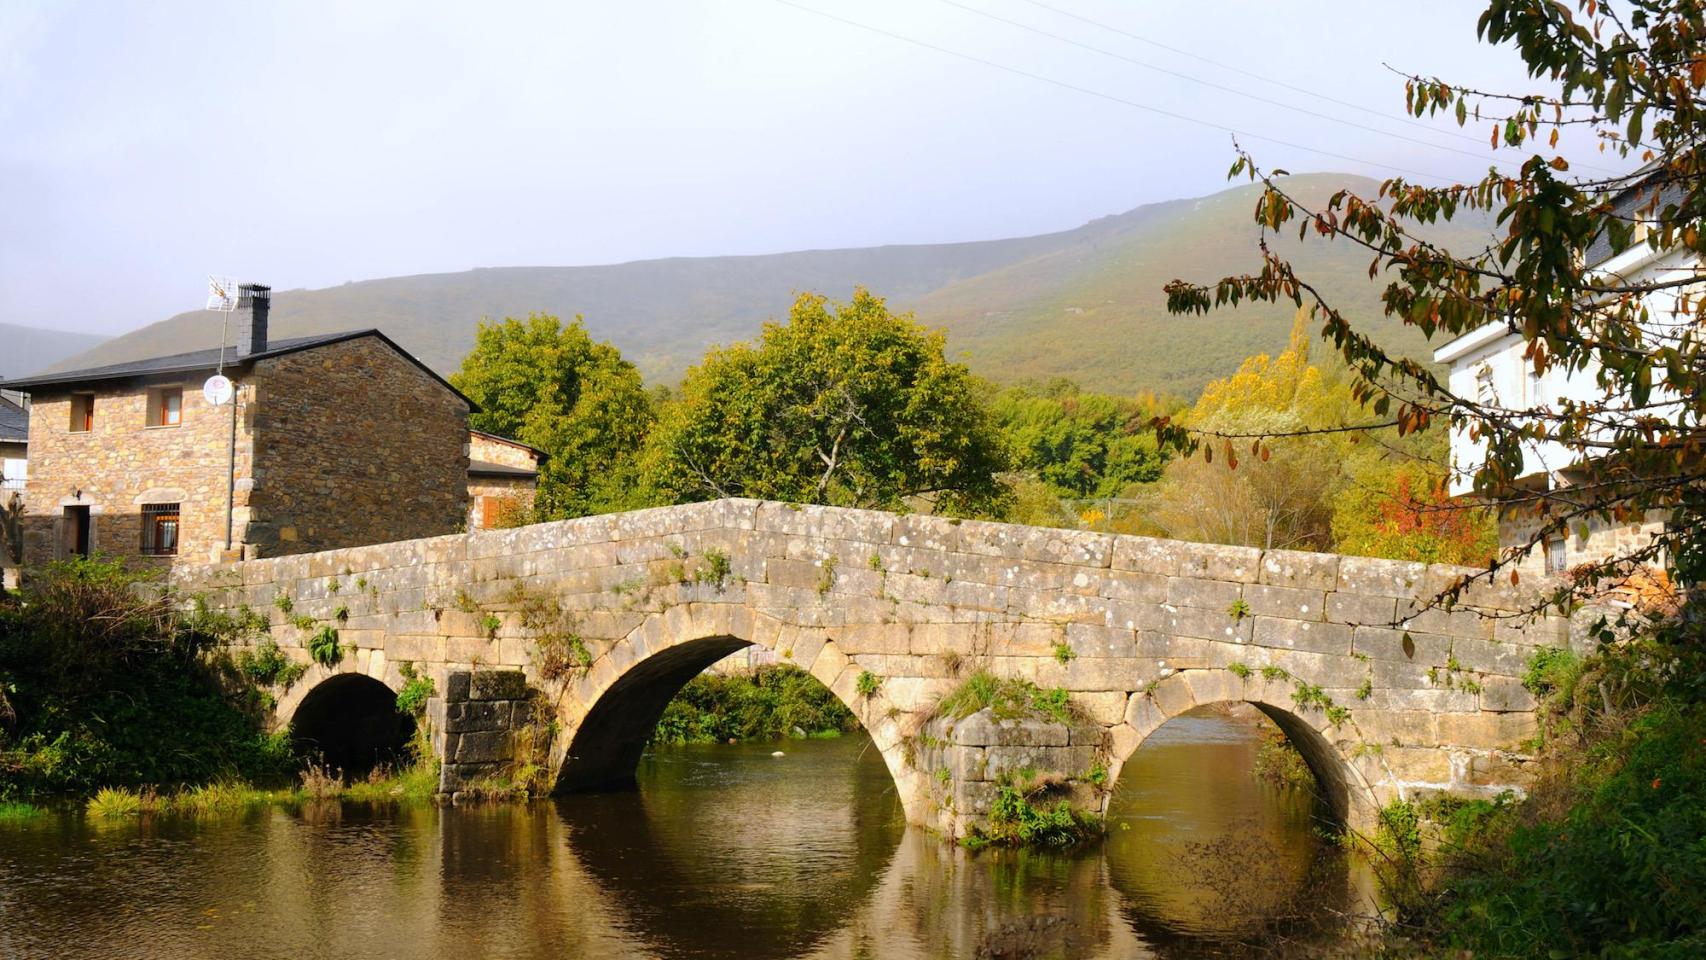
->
xmin=43 ymin=174 xmax=1494 ymax=396
xmin=0 ymin=323 xmax=109 ymax=380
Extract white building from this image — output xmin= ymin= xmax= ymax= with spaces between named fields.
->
xmin=1433 ymin=197 xmax=1687 ymax=580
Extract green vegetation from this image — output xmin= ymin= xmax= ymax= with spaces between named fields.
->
xmin=453 ymin=313 xmax=656 ymax=519
xmin=991 ymin=379 xmax=1171 ymax=527
xmin=1051 ymin=642 xmax=1075 ymax=665
xmin=693 ymin=547 xmax=731 ymax=589
xmin=651 ymin=664 xmax=858 ymax=745
xmin=0 ymin=558 xmax=296 ymax=800
xmin=640 ymin=289 xmax=1009 ymax=516
xmin=1251 ymin=728 xmax=1313 ymax=790
xmin=933 ymin=671 xmax=1078 ymax=725
xmin=855 ymin=670 xmax=881 ymax=698
xmin=0 ymin=800 xmax=44 ymax=822
xmin=1226 ymin=598 xmax=1251 ymax=621
xmin=307 ymin=626 xmax=342 ymax=666
xmin=394 ymin=663 xmax=435 ymax=717
xmin=1227 ymin=661 xmax=1251 ymax=680
xmin=234 ymin=640 xmax=307 ymax=689
xmin=1357 ymin=617 xmax=1706 ymax=956
xmin=816 ymin=555 xmax=837 ymax=596
xmin=963 ymin=780 xmax=1100 ymax=850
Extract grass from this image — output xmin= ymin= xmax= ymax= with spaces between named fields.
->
xmin=933 ymin=670 xmax=1080 ymax=725
xmin=0 ymin=801 xmax=47 ymax=823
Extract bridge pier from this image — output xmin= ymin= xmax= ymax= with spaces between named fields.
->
xmin=426 ymin=669 xmax=534 ymax=797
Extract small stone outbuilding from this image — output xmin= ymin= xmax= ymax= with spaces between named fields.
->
xmin=467 ymin=431 xmax=543 ymax=530
xmin=4 ymin=284 xmax=475 ymax=567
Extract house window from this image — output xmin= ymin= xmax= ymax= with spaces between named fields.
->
xmin=1545 ymin=537 xmax=1568 ymax=575
xmin=69 ymin=394 xmax=95 ymax=433
xmin=148 ymin=388 xmax=183 ymax=427
xmin=141 ymin=503 xmax=180 ymax=556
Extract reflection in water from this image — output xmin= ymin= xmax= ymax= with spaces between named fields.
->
xmin=1107 ymin=709 xmax=1358 ymax=952
xmin=0 ymin=712 xmax=1364 ymax=959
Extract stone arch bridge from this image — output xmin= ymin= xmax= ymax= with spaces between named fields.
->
xmin=176 ymin=499 xmax=1570 ymax=838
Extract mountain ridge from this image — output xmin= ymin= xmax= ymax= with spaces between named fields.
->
xmin=36 ymin=173 xmax=1485 ymax=396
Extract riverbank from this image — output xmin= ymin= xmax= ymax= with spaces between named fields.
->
xmin=1363 ymin=613 xmax=1705 ymax=956
xmin=652 ymin=662 xmax=859 ymax=744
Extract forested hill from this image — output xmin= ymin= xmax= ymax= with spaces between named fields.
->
xmin=42 ymin=173 xmax=1493 ymax=396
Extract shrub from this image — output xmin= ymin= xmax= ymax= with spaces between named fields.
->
xmin=855 ymin=670 xmax=881 ymax=698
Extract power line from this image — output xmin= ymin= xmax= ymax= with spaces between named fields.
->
xmin=768 ymin=0 xmax=1465 ymax=183
xmin=1016 ymin=0 xmax=1489 ymax=145
xmin=1012 ymin=0 xmax=1622 ymax=176
xmin=929 ymin=0 xmax=1509 ymax=167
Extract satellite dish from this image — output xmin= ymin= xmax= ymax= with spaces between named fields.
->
xmin=206 ymin=276 xmax=239 ymax=313
xmin=203 ymin=374 xmax=234 ymax=406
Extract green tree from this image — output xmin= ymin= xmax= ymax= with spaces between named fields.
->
xmin=451 ymin=314 xmax=654 ymax=519
xmin=642 ymin=289 xmax=1009 ymax=515
xmin=1163 ymin=0 xmax=1706 ymax=607
xmin=991 ymin=380 xmax=1169 ymax=500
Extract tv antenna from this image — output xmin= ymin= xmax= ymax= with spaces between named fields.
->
xmin=204 ymin=275 xmax=239 ymax=403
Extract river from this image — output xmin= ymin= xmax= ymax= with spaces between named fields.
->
xmin=0 ymin=711 xmax=1371 ymax=959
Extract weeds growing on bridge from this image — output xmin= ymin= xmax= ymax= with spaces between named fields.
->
xmin=931 ymin=670 xmax=1080 ymax=725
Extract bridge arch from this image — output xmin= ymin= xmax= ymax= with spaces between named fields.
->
xmin=1105 ymin=669 xmax=1382 ymax=829
xmin=552 ymin=604 xmax=929 ymax=823
xmin=274 ymin=658 xmax=412 ymax=779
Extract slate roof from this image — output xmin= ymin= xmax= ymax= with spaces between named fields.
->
xmin=0 ymin=396 xmax=25 ymax=443
xmin=0 ymin=329 xmax=476 ymax=412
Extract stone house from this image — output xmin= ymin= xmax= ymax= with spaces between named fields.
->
xmin=3 ymin=284 xmax=475 ymax=567
xmin=467 ymin=430 xmax=543 ymax=530
xmin=1433 ymin=176 xmax=1684 ymax=581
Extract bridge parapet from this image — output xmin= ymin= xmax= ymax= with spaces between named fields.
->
xmin=176 ymin=498 xmax=1574 ymax=838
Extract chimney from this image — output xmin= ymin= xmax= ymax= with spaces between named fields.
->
xmin=236 ymin=283 xmax=271 ymax=356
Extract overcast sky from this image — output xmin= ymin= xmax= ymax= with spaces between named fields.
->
xmin=1 ymin=0 xmax=1610 ymax=337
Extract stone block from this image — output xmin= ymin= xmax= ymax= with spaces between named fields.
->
xmin=1174 ymin=541 xmax=1263 ymax=582
xmin=445 ymin=671 xmax=471 ymax=701
xmin=1165 ymin=605 xmax=1253 ymax=643
xmin=1166 ymin=577 xmax=1242 ymax=610
xmin=1449 ymin=637 xmax=1528 ymax=678
xmin=469 ymin=669 xmax=528 ymax=701
xmin=1352 ymin=626 xmax=1452 ymax=664
xmin=1244 ymin=584 xmax=1326 ymax=620
xmin=1325 ymin=592 xmax=1399 ymax=627
xmin=1478 ymin=676 xmax=1536 ymax=713
xmin=1436 ymin=711 xmax=1537 ymax=750
xmin=445 ymin=699 xmax=512 ymax=733
xmin=1098 ymin=572 xmax=1169 ymax=604
xmin=1259 ymin=550 xmax=1340 ymax=590
xmin=1397 ymin=602 xmax=1495 ymax=640
xmin=1110 ymin=535 xmax=1181 ymax=577
xmin=455 ymin=729 xmax=513 ymax=764
xmin=1062 ymin=623 xmax=1138 ymax=658
xmin=1337 ymin=556 xmax=1427 ymax=598
xmin=1382 ymin=746 xmax=1453 ymax=785
xmin=1251 ymin=617 xmax=1352 ymax=655
xmin=1463 ymin=751 xmax=1530 ymax=787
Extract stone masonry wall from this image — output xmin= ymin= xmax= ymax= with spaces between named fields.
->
xmin=20 ymin=374 xmax=257 ymax=567
xmin=180 ymin=498 xmax=1576 ymax=839
xmin=246 ymin=336 xmax=470 ymax=556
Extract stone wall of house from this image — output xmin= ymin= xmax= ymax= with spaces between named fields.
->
xmin=245 ymin=336 xmax=470 ymax=556
xmin=1498 ymin=509 xmax=1668 ymax=579
xmin=469 ymin=433 xmax=538 ymax=471
xmin=18 ymin=374 xmax=257 ymax=567
xmin=468 ymin=475 xmax=535 ymax=530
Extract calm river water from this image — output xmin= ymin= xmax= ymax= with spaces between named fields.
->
xmin=0 ymin=712 xmax=1370 ymax=959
